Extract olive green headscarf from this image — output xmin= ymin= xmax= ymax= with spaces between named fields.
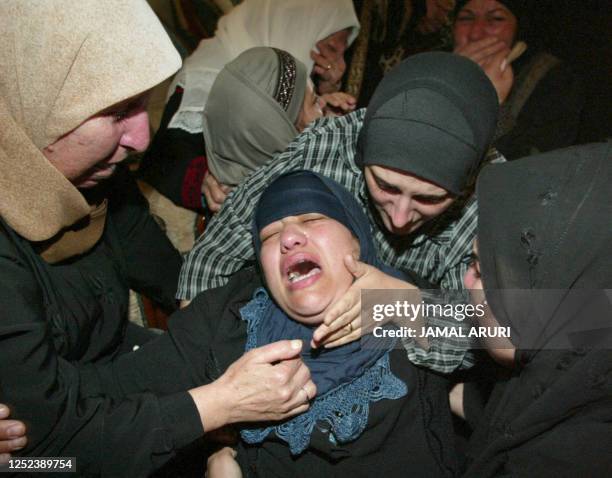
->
xmin=203 ymin=47 xmax=308 ymax=186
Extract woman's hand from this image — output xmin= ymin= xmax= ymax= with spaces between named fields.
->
xmin=206 ymin=447 xmax=242 ymax=478
xmin=320 ymin=92 xmax=356 ymax=117
xmin=202 ymin=171 xmax=233 ymax=213
xmin=189 ymin=340 xmax=316 ymax=432
xmin=311 ymin=255 xmax=416 ymax=348
xmin=310 ymin=42 xmax=346 ymax=94
xmin=454 ymin=37 xmax=514 ymax=104
xmin=0 ymin=405 xmax=27 ymax=463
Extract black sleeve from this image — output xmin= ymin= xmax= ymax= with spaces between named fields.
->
xmin=84 ymin=267 xmax=260 ymax=399
xmin=495 ymin=62 xmax=585 ymax=160
xmin=138 ymin=87 xmax=209 ymax=211
xmin=105 ymin=164 xmax=182 ymax=313
xmin=0 ymin=231 xmax=202 ymax=477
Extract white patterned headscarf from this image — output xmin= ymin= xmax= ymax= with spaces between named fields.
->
xmin=168 ymin=0 xmax=359 ymax=133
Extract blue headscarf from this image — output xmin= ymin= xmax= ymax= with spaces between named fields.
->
xmin=241 ymin=171 xmax=406 ymax=455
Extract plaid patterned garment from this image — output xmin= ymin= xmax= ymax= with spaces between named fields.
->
xmin=178 ymin=109 xmax=504 ymax=372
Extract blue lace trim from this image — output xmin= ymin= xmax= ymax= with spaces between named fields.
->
xmin=239 ymin=289 xmax=407 ymax=455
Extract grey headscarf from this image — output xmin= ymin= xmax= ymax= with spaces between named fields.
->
xmin=203 ymin=47 xmax=308 ymax=186
xmin=356 ymin=52 xmax=498 ymax=195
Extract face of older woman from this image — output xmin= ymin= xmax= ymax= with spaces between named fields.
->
xmin=259 ymin=214 xmax=359 ymax=325
xmin=316 ymin=29 xmax=350 ymax=59
xmin=42 ymin=93 xmax=150 ymax=189
xmin=453 ymin=0 xmax=518 ymax=49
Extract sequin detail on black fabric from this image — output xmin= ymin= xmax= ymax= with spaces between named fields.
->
xmin=273 ymin=48 xmax=297 ymax=112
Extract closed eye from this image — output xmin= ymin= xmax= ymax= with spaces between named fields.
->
xmin=413 ymin=194 xmax=449 ymax=205
xmin=375 ymin=179 xmax=401 ymax=195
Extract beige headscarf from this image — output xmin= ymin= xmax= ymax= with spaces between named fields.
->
xmin=0 ymin=0 xmax=181 ymax=261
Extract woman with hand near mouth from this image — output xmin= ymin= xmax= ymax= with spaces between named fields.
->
xmin=452 ymin=0 xmax=584 ymax=159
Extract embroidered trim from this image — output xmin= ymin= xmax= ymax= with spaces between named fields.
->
xmin=239 ymin=289 xmax=407 ymax=455
xmin=272 ymin=48 xmax=297 ymax=111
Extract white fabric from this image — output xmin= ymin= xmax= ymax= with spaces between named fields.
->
xmin=168 ymin=0 xmax=359 ymax=133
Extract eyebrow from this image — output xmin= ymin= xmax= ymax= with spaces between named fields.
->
xmin=372 ymin=174 xmax=400 ymax=190
xmin=373 ymin=173 xmax=449 ymax=198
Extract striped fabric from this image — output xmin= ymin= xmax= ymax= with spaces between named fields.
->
xmin=178 ymin=108 xmax=504 ymax=372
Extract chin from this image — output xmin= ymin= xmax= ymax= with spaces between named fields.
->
xmin=284 ymin=296 xmax=332 ymax=326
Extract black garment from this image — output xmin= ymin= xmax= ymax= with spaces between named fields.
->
xmin=0 ymin=165 xmax=199 ymax=477
xmin=139 ymin=87 xmax=208 ymax=211
xmin=344 ymin=0 xmax=428 ymax=108
xmin=94 ymin=266 xmax=460 ymax=477
xmin=494 ymin=51 xmax=585 ymax=160
xmin=464 ymin=143 xmax=612 ymax=477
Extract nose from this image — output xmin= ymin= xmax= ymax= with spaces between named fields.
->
xmin=468 ymin=18 xmax=487 ymax=42
xmin=120 ymin=109 xmax=150 ymax=152
xmin=390 ymin=198 xmax=414 ymax=229
xmin=280 ymin=224 xmax=307 ymax=253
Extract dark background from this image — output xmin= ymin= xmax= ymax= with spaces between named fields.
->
xmin=522 ymin=0 xmax=611 ymax=142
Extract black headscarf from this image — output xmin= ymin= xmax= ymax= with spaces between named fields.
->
xmin=465 ymin=142 xmax=612 ymax=477
xmin=477 ymin=142 xmax=612 ymax=351
xmin=356 ymin=52 xmax=498 ymax=195
xmin=453 ymin=0 xmax=527 ymax=43
xmin=254 ymin=170 xmax=383 ymax=270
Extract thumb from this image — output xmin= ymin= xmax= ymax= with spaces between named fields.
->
xmin=344 ymin=253 xmax=368 ymax=280
xmin=250 ymin=339 xmax=303 ymax=364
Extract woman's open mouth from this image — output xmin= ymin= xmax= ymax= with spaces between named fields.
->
xmin=284 ymin=255 xmax=322 ymax=289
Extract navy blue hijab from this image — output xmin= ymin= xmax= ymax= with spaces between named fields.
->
xmin=253 ymin=170 xmax=384 ymax=270
xmin=242 ymin=171 xmax=406 ymax=454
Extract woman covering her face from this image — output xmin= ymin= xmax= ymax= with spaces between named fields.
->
xmin=462 ymin=142 xmax=612 ymax=476
xmin=202 ymin=47 xmax=315 ymax=187
xmin=452 ymin=0 xmax=584 ymax=160
xmin=138 ymin=0 xmax=360 ymax=212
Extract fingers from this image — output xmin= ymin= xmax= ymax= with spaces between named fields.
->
xmin=323 ymin=328 xmax=362 ymax=349
xmin=0 ymin=436 xmax=27 ymax=454
xmin=344 ymin=254 xmax=367 ymax=280
xmin=0 ymin=409 xmax=27 ymax=454
xmin=313 ymin=302 xmax=362 ymax=347
xmin=282 ymin=363 xmax=316 ymax=415
xmin=310 ymin=48 xmax=344 ymax=85
xmin=455 ymin=37 xmax=507 ymax=65
xmin=320 ymin=93 xmax=356 ymax=114
xmin=202 ymin=172 xmax=231 ymax=213
xmin=248 ymin=339 xmax=303 ymax=364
